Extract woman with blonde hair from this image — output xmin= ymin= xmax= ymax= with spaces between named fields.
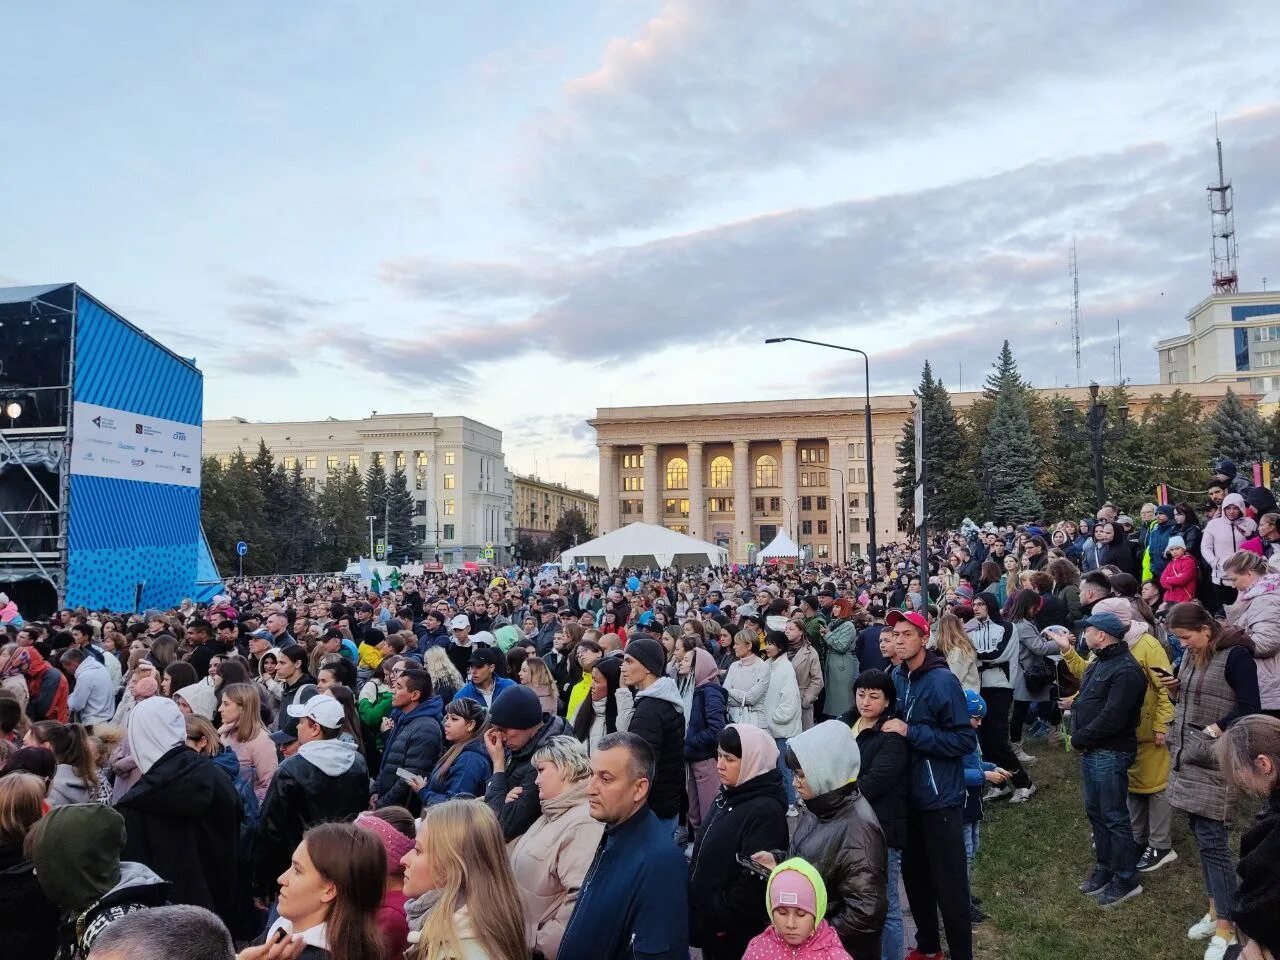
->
xmin=509 ymin=736 xmax=603 ymax=959
xmin=520 ymin=656 xmax=559 ymax=716
xmin=218 ymin=682 xmax=277 ymax=801
xmin=935 ymin=612 xmax=980 ymax=693
xmin=401 ymin=799 xmax=528 ymax=960
xmin=0 ymin=771 xmax=58 ymax=958
xmin=422 ymin=646 xmax=463 ymax=705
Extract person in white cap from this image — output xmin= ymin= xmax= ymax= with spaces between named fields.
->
xmin=251 ymin=694 xmax=370 ymax=903
xmin=446 ymin=613 xmax=474 ymax=678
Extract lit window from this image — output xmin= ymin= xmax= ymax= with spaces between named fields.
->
xmin=374 ymin=453 xmax=385 ymax=468
xmin=327 ymin=455 xmax=339 ymax=470
xmin=666 ymin=457 xmax=688 ymax=490
xmin=396 ymin=452 xmax=406 ymax=469
xmin=709 ymin=456 xmax=733 ymax=487
xmin=443 ymin=474 xmax=456 ymax=489
xmin=283 ymin=456 xmax=296 ymax=469
xmin=709 ymin=497 xmax=735 ymax=512
xmin=348 ymin=454 xmax=360 ymax=469
xmin=623 ymin=477 xmax=644 ymax=491
xmin=444 ymin=499 xmax=455 ymax=515
xmin=305 ymin=455 xmax=316 ymax=469
xmin=817 ymin=544 xmax=829 ymax=558
xmin=754 ymin=455 xmax=778 ymax=487
xmin=445 ymin=451 xmax=455 ymax=465
xmin=417 ymin=451 xmax=428 ymax=467
xmin=800 ymin=474 xmax=810 ymax=488
xmin=303 ymin=477 xmax=315 ymax=491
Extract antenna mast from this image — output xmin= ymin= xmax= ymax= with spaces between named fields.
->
xmin=1208 ymin=117 xmax=1239 ymax=294
xmin=1069 ymin=238 xmax=1082 ymax=386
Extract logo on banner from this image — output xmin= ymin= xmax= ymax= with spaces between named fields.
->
xmin=172 ymin=431 xmax=187 ymax=441
xmin=143 ymin=446 xmax=164 ymax=455
xmin=92 ymin=415 xmax=116 ymax=430
xmin=134 ymin=423 xmax=159 ymax=437
xmin=118 ymin=442 xmax=136 ymax=451
xmin=180 ymin=465 xmax=192 ymax=475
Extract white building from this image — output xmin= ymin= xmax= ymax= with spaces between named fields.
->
xmin=1157 ymin=291 xmax=1280 ymax=393
xmin=203 ymin=412 xmax=510 ymax=564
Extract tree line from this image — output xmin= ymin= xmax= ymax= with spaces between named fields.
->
xmin=201 ymin=440 xmax=416 ymax=575
xmin=895 ymin=340 xmax=1280 ymax=529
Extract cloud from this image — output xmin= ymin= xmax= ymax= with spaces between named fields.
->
xmin=513 ymin=0 xmax=1223 ymax=234
xmin=375 ymin=105 xmax=1280 ymax=392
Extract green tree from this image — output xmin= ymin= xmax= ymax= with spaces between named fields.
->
xmin=200 ymin=457 xmax=237 ymax=571
xmin=316 ymin=464 xmax=367 ymax=570
xmin=365 ymin=459 xmax=388 ymax=523
xmin=1266 ymin=406 xmax=1280 ymax=480
xmin=894 ymin=409 xmax=919 ymax=533
xmin=550 ymin=507 xmax=591 ymax=554
xmin=894 ymin=362 xmax=980 ymax=530
xmin=1206 ymin=387 xmax=1267 ymax=466
xmin=979 ymin=341 xmax=1043 ymax=522
xmin=247 ymin=440 xmax=285 ymax=571
xmin=277 ymin=461 xmax=320 ymax=572
xmin=1037 ymin=395 xmax=1096 ymax=520
xmin=222 ymin=448 xmax=268 ymax=573
xmin=385 ymin=467 xmax=417 ymax=562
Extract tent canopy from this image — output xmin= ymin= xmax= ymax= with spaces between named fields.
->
xmin=757 ymin=530 xmax=801 ymax=559
xmin=560 ymin=522 xmax=727 ymax=571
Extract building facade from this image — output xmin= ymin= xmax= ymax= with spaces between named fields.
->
xmin=591 ymin=382 xmax=1249 ymax=563
xmin=1157 ymin=291 xmax=1280 ymax=393
xmin=511 ymin=473 xmax=599 ymax=542
xmin=203 ymin=412 xmax=510 ymax=564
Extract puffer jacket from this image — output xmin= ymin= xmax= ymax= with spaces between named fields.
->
xmin=1202 ymin=493 xmax=1258 ymax=584
xmin=1227 ymin=574 xmax=1280 ymax=711
xmin=685 ymin=681 xmax=728 ymax=762
xmin=1160 ymin=553 xmax=1199 ymax=604
xmin=783 ymin=721 xmax=887 ymax=958
xmin=764 ymin=655 xmax=802 ymax=740
xmin=374 ymin=696 xmax=444 ymax=809
xmin=418 ymin=737 xmax=492 ymax=805
xmin=724 ymin=655 xmax=771 ymax=729
xmin=628 ymin=677 xmax=686 ymax=820
xmin=508 ymin=780 xmax=604 ymax=960
xmin=849 ymin=721 xmax=909 ymax=850
xmin=47 ymin=764 xmax=94 ymax=807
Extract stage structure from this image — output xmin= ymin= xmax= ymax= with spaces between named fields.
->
xmin=0 ymin=283 xmax=220 ymax=616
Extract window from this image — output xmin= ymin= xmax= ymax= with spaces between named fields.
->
xmin=855 ymin=468 xmax=866 ymax=483
xmin=396 ymin=452 xmax=406 ymax=469
xmin=708 ymin=497 xmax=734 ymax=512
xmin=623 ymin=476 xmax=644 ymax=491
xmin=622 ymin=500 xmax=635 ymax=515
xmin=802 ymin=520 xmax=813 ymax=535
xmin=348 ymin=454 xmax=360 ymax=469
xmin=444 ymin=474 xmax=456 ymax=489
xmin=816 ymin=496 xmax=827 ymax=511
xmin=709 ymin=456 xmax=732 ymax=487
xmin=800 ymin=447 xmax=826 ymax=464
xmin=374 ymin=453 xmax=385 ymax=468
xmin=415 ymin=501 xmax=427 ymax=516
xmin=848 ymin=495 xmax=860 ymax=508
xmin=754 ymin=455 xmax=778 ymax=487
xmin=1256 ymin=350 xmax=1280 ymax=368
xmin=444 ymin=499 xmax=455 ymax=515
xmin=817 ymin=544 xmax=829 ymax=558
xmin=666 ymin=457 xmax=688 ymax=490
xmin=283 ymin=456 xmax=296 ymax=469
xmin=303 ymin=477 xmax=315 ymax=491
xmin=622 ymin=453 xmax=645 ymax=469
xmin=664 ymin=498 xmax=689 ymax=517
xmin=754 ymin=497 xmax=765 ymax=511
xmin=327 ymin=455 xmax=339 ymax=470
xmin=848 ymin=442 xmax=865 ymax=459
xmin=304 ymin=455 xmax=316 ymax=469
xmin=800 ymin=473 xmax=810 ymax=487
xmin=417 ymin=452 xmax=428 ymax=467
xmin=818 ymin=520 xmax=828 ymax=534
xmin=850 ymin=518 xmax=861 ymax=533
xmin=444 ymin=451 xmax=455 ymax=465
xmin=443 ymin=524 xmax=455 ymax=540
xmin=415 ymin=472 xmax=426 ymax=490
xmin=801 ymin=496 xmax=812 ymax=511
xmin=1250 ymin=325 xmax=1280 ymax=342
xmin=769 ymin=496 xmax=781 ymax=512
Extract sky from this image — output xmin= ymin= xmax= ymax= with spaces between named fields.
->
xmin=3 ymin=1 xmax=1280 ymax=495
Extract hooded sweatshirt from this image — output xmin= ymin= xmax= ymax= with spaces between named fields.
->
xmin=174 ymin=681 xmax=218 ymax=722
xmin=743 ymin=859 xmax=852 ymax=960
xmin=630 ymin=675 xmax=687 ymax=820
xmin=1203 ymin=492 xmax=1258 ymax=584
xmin=128 ymin=697 xmax=188 ymax=774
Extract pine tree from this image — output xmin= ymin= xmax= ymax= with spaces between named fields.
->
xmin=894 ymin=408 xmax=919 ymax=533
xmin=893 ymin=362 xmax=980 ymax=530
xmin=1038 ymin=395 xmax=1096 ymax=520
xmin=385 ymin=467 xmax=417 ymax=562
xmin=979 ymin=341 xmax=1043 ymax=522
xmin=200 ymin=457 xmax=237 ymax=571
xmin=1206 ymin=388 xmax=1267 ymax=467
xmin=365 ymin=459 xmax=388 ymax=522
xmin=316 ymin=465 xmax=368 ymax=570
xmin=277 ymin=461 xmax=320 ymax=572
xmin=224 ymin=448 xmax=268 ymax=573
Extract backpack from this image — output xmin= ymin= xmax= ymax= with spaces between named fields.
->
xmin=1022 ymin=655 xmax=1056 ymax=695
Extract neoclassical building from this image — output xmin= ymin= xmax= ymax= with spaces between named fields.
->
xmin=590 ymin=382 xmax=1251 ymax=563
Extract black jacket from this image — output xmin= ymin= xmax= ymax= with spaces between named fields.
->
xmin=485 ymin=714 xmax=571 ymax=840
xmin=0 ymin=840 xmax=59 ymax=960
xmin=850 ymin=722 xmax=909 ymax=850
xmin=252 ymin=742 xmax=371 ymax=895
xmin=628 ymin=680 xmax=687 ymax=820
xmin=1070 ymin=641 xmax=1146 ymax=754
xmin=187 ymin=640 xmax=230 ymax=680
xmin=1233 ymin=789 xmax=1280 ymax=953
xmin=116 ymin=746 xmax=241 ymax=923
xmin=787 ymin=784 xmax=888 ymax=956
xmin=688 ymin=770 xmax=789 ymax=960
xmin=374 ymin=696 xmax=444 ymax=809
xmin=275 ymin=673 xmax=316 ymax=731
xmin=534 ymin=620 xmax=560 ymax=656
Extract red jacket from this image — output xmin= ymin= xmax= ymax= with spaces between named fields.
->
xmin=1159 ymin=554 xmax=1199 ymax=604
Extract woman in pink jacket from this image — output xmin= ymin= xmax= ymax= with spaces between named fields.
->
xmin=1159 ymin=536 xmax=1199 ymax=606
xmin=217 ymin=682 xmax=277 ymax=801
xmin=1201 ymin=492 xmax=1257 ymax=609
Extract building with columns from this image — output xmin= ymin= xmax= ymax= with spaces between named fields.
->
xmin=590 ymin=381 xmax=1252 ymax=563
xmin=202 ymin=412 xmax=510 ymax=564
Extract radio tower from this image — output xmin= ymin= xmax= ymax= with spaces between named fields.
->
xmin=1069 ymin=238 xmax=1082 ymax=386
xmin=1208 ymin=119 xmax=1239 ymax=294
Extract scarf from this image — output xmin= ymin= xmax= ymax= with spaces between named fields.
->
xmin=729 ymin=722 xmax=778 ymax=783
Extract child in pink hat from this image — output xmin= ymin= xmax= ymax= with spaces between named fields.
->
xmin=744 ymin=858 xmax=852 ymax=960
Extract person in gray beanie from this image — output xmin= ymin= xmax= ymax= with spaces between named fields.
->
xmin=483 ymin=684 xmax=570 ymax=841
xmin=620 ymin=637 xmax=687 ymax=834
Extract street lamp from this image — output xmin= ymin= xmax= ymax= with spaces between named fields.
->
xmin=365 ymin=515 xmax=376 ymax=559
xmin=420 ymin=499 xmax=443 ymax=562
xmin=820 ymin=465 xmax=847 ymax=564
xmin=765 ymin=338 xmax=877 ymax=570
xmin=1082 ymin=382 xmax=1127 ymax=510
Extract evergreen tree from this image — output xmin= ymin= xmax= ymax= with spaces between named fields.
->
xmin=1206 ymin=387 xmax=1267 ymax=466
xmin=894 ymin=414 xmax=918 ymax=533
xmin=277 ymin=461 xmax=320 ymax=572
xmin=385 ymin=467 xmax=417 ymax=562
xmin=1038 ymin=395 xmax=1096 ymax=520
xmin=317 ymin=465 xmax=367 ymax=570
xmin=224 ymin=448 xmax=268 ymax=574
xmin=893 ymin=362 xmax=980 ymax=530
xmin=979 ymin=341 xmax=1043 ymax=522
xmin=1266 ymin=406 xmax=1280 ymax=481
xmin=200 ymin=457 xmax=237 ymax=571
xmin=365 ymin=458 xmax=388 ymax=524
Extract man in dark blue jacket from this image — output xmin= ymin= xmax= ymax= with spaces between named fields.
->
xmin=374 ymin=668 xmax=443 ymax=810
xmin=883 ymin=610 xmax=975 ymax=960
xmin=558 ymin=732 xmax=689 ymax=960
xmin=414 ymin=610 xmax=449 ymax=657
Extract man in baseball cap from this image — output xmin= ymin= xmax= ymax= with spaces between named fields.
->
xmin=456 ymin=645 xmax=515 ymax=709
xmin=446 ymin=614 xmax=473 ymax=678
xmin=881 ymin=607 xmax=976 ymax=959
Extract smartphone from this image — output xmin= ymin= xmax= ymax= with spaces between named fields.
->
xmin=736 ymin=853 xmax=773 ymax=879
xmin=395 ymin=767 xmax=418 ymax=783
xmin=1150 ymin=666 xmax=1172 ymax=678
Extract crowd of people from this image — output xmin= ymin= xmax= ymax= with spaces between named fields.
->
xmin=2 ymin=456 xmax=1280 ymax=960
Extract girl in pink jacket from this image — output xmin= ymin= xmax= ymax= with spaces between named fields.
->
xmin=1158 ymin=536 xmax=1199 ymax=605
xmin=744 ymin=859 xmax=853 ymax=960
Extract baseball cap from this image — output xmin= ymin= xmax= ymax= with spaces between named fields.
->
xmin=469 ymin=646 xmax=505 ymax=669
xmin=885 ymin=610 xmax=929 ymax=635
xmin=286 ymin=695 xmax=345 ymax=730
xmin=449 ymin=614 xmax=470 ymax=631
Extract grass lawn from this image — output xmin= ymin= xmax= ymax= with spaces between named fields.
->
xmin=972 ymin=736 xmax=1256 ymax=960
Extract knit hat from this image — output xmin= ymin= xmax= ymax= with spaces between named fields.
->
xmin=1165 ymin=535 xmax=1186 ymax=555
xmin=489 ymin=685 xmax=544 ymax=730
xmin=624 ymin=637 xmax=666 ymax=680
xmin=964 ymin=689 xmax=987 ymax=718
xmin=355 ymin=812 xmax=416 ymax=876
xmin=767 ymin=858 xmax=827 ymax=919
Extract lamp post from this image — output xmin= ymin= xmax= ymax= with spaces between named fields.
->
xmin=1082 ymin=381 xmax=1128 ymax=510
xmin=421 ymin=499 xmax=443 ymax=562
xmin=365 ymin=515 xmax=376 ymax=559
xmin=765 ymin=338 xmax=877 ymax=570
xmin=821 ymin=465 xmax=847 ymax=564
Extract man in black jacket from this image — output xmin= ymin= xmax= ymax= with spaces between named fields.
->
xmin=620 ymin=636 xmax=686 ymax=834
xmin=483 ymin=685 xmax=569 ymax=840
xmin=185 ymin=618 xmax=229 ymax=679
xmin=253 ymin=695 xmax=370 ymax=898
xmin=373 ymin=668 xmax=444 ymax=810
xmin=272 ymin=646 xmax=315 ymax=731
xmin=1056 ymin=612 xmax=1146 ymax=909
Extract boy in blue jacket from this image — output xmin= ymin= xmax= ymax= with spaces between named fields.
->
xmin=882 ymin=610 xmax=976 ymax=960
xmin=961 ymin=690 xmax=1010 ymax=924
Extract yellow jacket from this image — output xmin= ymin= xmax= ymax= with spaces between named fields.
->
xmin=357 ymin=641 xmax=384 ymax=671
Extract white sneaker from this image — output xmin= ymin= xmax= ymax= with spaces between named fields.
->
xmin=1009 ymin=785 xmax=1037 ymax=804
xmin=1204 ymin=934 xmax=1235 ymax=960
xmin=983 ymin=784 xmax=1014 ymax=801
xmin=1013 ymin=745 xmax=1038 ymax=765
xmin=1187 ymin=913 xmax=1215 ymax=940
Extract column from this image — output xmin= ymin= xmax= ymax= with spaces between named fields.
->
xmin=687 ymin=441 xmax=704 ymax=540
xmin=780 ymin=439 xmax=798 ymax=541
xmin=598 ymin=444 xmax=618 ymax=533
xmin=642 ymin=443 xmax=660 ymax=524
xmin=733 ymin=440 xmax=751 ymax=562
xmin=828 ymin=437 xmax=847 ymax=561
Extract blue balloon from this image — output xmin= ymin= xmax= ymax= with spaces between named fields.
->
xmin=627 ymin=575 xmax=641 ymax=592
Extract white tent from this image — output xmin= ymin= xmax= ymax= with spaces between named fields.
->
xmin=756 ymin=530 xmax=801 ymax=560
xmin=560 ymin=522 xmax=728 ymax=571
